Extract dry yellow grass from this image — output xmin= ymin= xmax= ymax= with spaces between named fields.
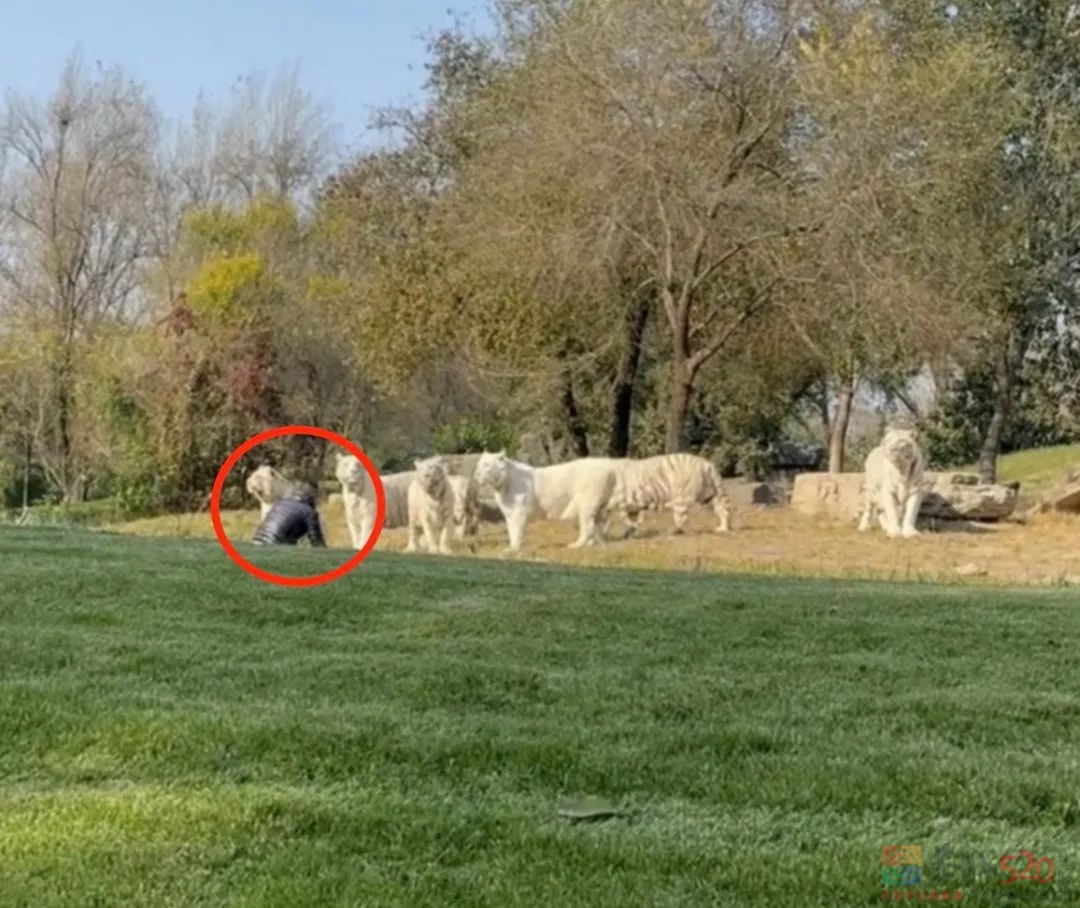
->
xmin=103 ymin=499 xmax=1080 ymax=587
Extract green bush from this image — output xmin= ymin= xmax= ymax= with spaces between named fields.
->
xmin=115 ymin=475 xmax=162 ymax=518
xmin=432 ymin=418 xmax=517 ymax=456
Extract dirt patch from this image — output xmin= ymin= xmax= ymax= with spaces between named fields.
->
xmin=106 ymin=500 xmax=1080 ymax=587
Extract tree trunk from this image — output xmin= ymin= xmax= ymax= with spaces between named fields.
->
xmin=977 ymin=329 xmax=1022 ymax=483
xmin=664 ymin=360 xmax=694 ymax=453
xmin=22 ymin=436 xmax=32 ymax=512
xmin=560 ymin=368 xmax=590 ymax=457
xmin=55 ymin=352 xmax=74 ymax=500
xmin=827 ymin=380 xmax=855 ymax=473
xmin=816 ymin=383 xmax=831 ymax=440
xmin=608 ymin=295 xmax=651 ymax=457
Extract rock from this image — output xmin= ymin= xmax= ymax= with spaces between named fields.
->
xmin=556 ymin=796 xmax=629 ymax=822
xmin=518 ymin=431 xmax=564 ymax=466
xmin=920 ymin=472 xmax=1019 ymax=522
xmin=327 ymin=492 xmax=343 ymax=506
xmin=725 ymin=479 xmax=787 ymax=507
xmin=1035 ymin=464 xmax=1080 ymax=514
xmin=790 ymin=472 xmax=865 ymax=521
xmin=790 ymin=470 xmax=1019 ymax=523
xmin=932 ymin=472 xmax=979 ymax=486
xmin=440 ymin=452 xmax=483 ymax=478
xmin=954 ymin=563 xmax=987 ymax=577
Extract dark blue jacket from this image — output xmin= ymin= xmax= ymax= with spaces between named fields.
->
xmin=252 ymin=498 xmax=326 ymax=547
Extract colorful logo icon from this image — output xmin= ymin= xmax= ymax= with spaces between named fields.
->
xmin=883 ymin=846 xmax=923 ymax=886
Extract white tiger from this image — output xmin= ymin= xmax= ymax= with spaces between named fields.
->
xmin=447 ymin=474 xmax=481 ymax=539
xmin=376 ymin=470 xmax=414 ymax=530
xmin=857 ymin=427 xmax=927 ymax=538
xmin=473 ymin=450 xmax=617 ymax=551
xmin=380 ymin=455 xmax=504 ymax=534
xmin=405 ymin=455 xmax=455 ymax=554
xmin=604 ymin=453 xmax=733 ymax=537
xmin=334 ymin=452 xmax=377 ymax=550
xmin=245 ymin=464 xmax=291 ymax=518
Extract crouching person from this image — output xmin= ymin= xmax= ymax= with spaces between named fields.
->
xmin=252 ymin=485 xmax=326 ymax=547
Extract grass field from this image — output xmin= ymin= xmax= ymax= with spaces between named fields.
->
xmin=3 ymin=526 xmax=1080 ymax=906
xmin=986 ymin=443 xmax=1080 ymax=501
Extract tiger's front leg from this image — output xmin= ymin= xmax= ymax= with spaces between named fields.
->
xmin=621 ymin=507 xmax=642 ymax=539
xmin=900 ymin=487 xmax=923 ymax=537
xmin=437 ymin=522 xmax=453 ymax=554
xmin=857 ymin=484 xmax=875 ymax=532
xmin=420 ymin=512 xmax=440 ymax=553
xmin=504 ymin=506 xmax=527 ymax=551
xmin=880 ymin=491 xmax=902 ymax=538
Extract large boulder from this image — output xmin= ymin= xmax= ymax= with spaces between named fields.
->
xmin=921 ymin=472 xmax=1019 ymax=522
xmin=790 ymin=472 xmax=865 ymax=521
xmin=441 ymin=452 xmax=483 ymax=478
xmin=790 ymin=470 xmax=1020 ymax=523
xmin=517 ymin=431 xmax=565 ymax=466
xmin=725 ymin=479 xmax=788 ymax=508
xmin=1032 ymin=465 xmax=1080 ymax=514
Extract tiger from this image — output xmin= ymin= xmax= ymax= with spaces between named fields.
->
xmin=604 ymin=452 xmax=733 ymax=537
xmin=447 ymin=473 xmax=481 ymax=539
xmin=405 ymin=455 xmax=455 ymax=554
xmin=334 ymin=453 xmax=376 ymax=550
xmin=244 ymin=464 xmax=293 ymax=518
xmin=379 ymin=470 xmax=415 ymax=530
xmin=473 ymin=450 xmax=617 ymax=550
xmin=856 ymin=426 xmax=927 ymax=538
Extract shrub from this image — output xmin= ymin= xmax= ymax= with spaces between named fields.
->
xmin=432 ymin=418 xmax=517 ymax=456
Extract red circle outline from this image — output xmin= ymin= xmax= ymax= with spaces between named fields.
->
xmin=209 ymin=425 xmax=386 ymax=587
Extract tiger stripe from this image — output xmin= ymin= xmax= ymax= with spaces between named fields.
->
xmin=607 ymin=453 xmax=731 ymax=535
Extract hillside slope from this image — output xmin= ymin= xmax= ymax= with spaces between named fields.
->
xmin=975 ymin=443 xmax=1080 ymax=499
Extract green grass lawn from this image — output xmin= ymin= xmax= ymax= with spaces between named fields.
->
xmin=3 ymin=527 xmax=1080 ymax=906
xmin=988 ymin=444 xmax=1080 ymax=500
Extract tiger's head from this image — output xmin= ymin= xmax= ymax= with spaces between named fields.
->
xmin=474 ymin=450 xmax=511 ymax=493
xmin=245 ymin=464 xmax=287 ymax=505
xmin=334 ymin=452 xmax=368 ymax=493
xmin=881 ymin=427 xmax=921 ymax=476
xmin=414 ymin=455 xmax=448 ymax=498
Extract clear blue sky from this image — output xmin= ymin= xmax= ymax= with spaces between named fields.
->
xmin=2 ymin=0 xmax=491 ymax=155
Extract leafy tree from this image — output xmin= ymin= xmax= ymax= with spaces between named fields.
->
xmin=888 ymin=0 xmax=1080 ymax=480
xmin=789 ymin=4 xmax=1018 ymax=470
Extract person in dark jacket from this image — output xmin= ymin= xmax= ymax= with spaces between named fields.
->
xmin=252 ymin=484 xmax=326 ymax=547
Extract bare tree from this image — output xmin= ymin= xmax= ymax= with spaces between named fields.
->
xmin=215 ymin=62 xmax=338 ymax=206
xmin=0 ymin=52 xmax=158 ymax=498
